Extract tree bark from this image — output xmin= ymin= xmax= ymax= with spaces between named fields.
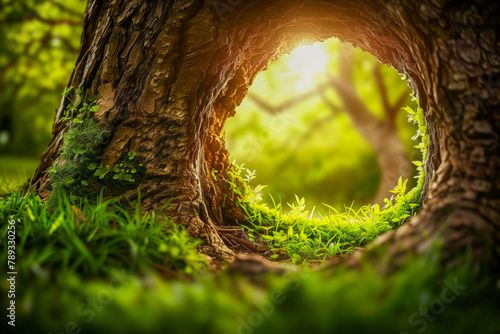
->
xmin=32 ymin=0 xmax=500 ymax=267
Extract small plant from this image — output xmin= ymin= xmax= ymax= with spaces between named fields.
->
xmin=49 ymin=87 xmax=110 ymax=202
xmin=60 ymin=84 xmax=99 ymax=123
xmin=49 ymin=87 xmax=146 ymax=202
xmin=109 ymin=151 xmax=144 ymax=183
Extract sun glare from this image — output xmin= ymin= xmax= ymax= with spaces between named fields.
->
xmin=287 ymin=43 xmax=327 ymax=90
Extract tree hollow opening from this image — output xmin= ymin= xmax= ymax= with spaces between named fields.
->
xmin=215 ymin=38 xmax=428 ymax=261
xmin=224 ymin=38 xmax=424 ymax=213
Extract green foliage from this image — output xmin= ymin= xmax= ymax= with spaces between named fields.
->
xmin=49 ymin=92 xmax=110 ymax=202
xmin=0 ymin=0 xmax=86 ymax=155
xmin=110 ymin=152 xmax=143 ymax=183
xmin=49 ymin=90 xmax=145 ymax=202
xmin=0 ymin=190 xmax=207 ymax=277
xmin=226 ymin=104 xmax=428 ymax=263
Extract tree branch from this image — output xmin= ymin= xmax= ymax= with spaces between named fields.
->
xmin=46 ymin=0 xmax=83 ymax=18
xmin=278 ymin=82 xmax=342 ymax=167
xmin=387 ymin=88 xmax=411 ymax=127
xmin=373 ymin=62 xmax=411 ymax=127
xmin=0 ymin=14 xmax=81 ymax=26
xmin=325 ymin=72 xmax=390 ymax=153
xmin=373 ymin=62 xmax=392 ymax=119
xmin=326 ymin=73 xmax=381 ymax=127
xmin=0 ymin=33 xmax=52 ymax=93
xmin=58 ymin=36 xmax=79 ymax=53
xmin=246 ymin=81 xmax=331 ymax=114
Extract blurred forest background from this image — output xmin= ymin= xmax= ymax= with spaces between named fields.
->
xmin=0 ymin=0 xmax=420 ymax=212
xmin=0 ymin=0 xmax=85 ymax=191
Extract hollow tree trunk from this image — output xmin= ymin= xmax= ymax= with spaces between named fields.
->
xmin=32 ymin=0 xmax=500 ymax=267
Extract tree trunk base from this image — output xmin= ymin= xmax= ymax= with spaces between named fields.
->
xmin=344 ymin=204 xmax=500 ymax=274
xmin=163 ymin=199 xmax=235 ymax=260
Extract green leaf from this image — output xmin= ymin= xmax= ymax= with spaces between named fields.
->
xmin=27 ymin=207 xmax=35 ymax=222
xmin=89 ymin=105 xmax=99 ymax=112
xmin=81 ymin=180 xmax=88 ymax=186
xmin=158 ymin=243 xmax=168 ymax=253
xmin=75 ymin=83 xmax=84 ymax=95
xmin=94 ymin=164 xmax=110 ymax=179
xmin=412 ymin=161 xmax=422 ymax=167
xmin=401 ymin=179 xmax=408 ymax=194
xmin=73 ymin=118 xmax=83 ymax=124
xmin=62 ymin=86 xmax=74 ymax=96
xmin=116 ymin=170 xmax=126 ymax=180
xmin=72 ymin=145 xmax=87 ymax=155
xmin=49 ymin=214 xmax=64 ymax=235
xmin=65 ymin=177 xmax=75 ymax=185
xmin=87 ymin=163 xmax=97 ymax=170
xmin=404 ymin=106 xmax=415 ymax=115
xmin=270 ymin=254 xmax=279 ymax=259
xmin=128 ymin=151 xmax=136 ymax=160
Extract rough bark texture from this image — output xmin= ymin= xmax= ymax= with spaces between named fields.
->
xmin=32 ymin=0 xmax=500 ymax=267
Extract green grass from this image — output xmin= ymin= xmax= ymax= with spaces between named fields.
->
xmin=224 ymin=103 xmax=428 ymax=262
xmin=0 ymin=155 xmax=38 ymax=195
xmin=2 ymin=100 xmax=498 ymax=334
xmin=0 ymin=190 xmax=207 ymax=278
xmin=1 ymin=236 xmax=497 ymax=334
